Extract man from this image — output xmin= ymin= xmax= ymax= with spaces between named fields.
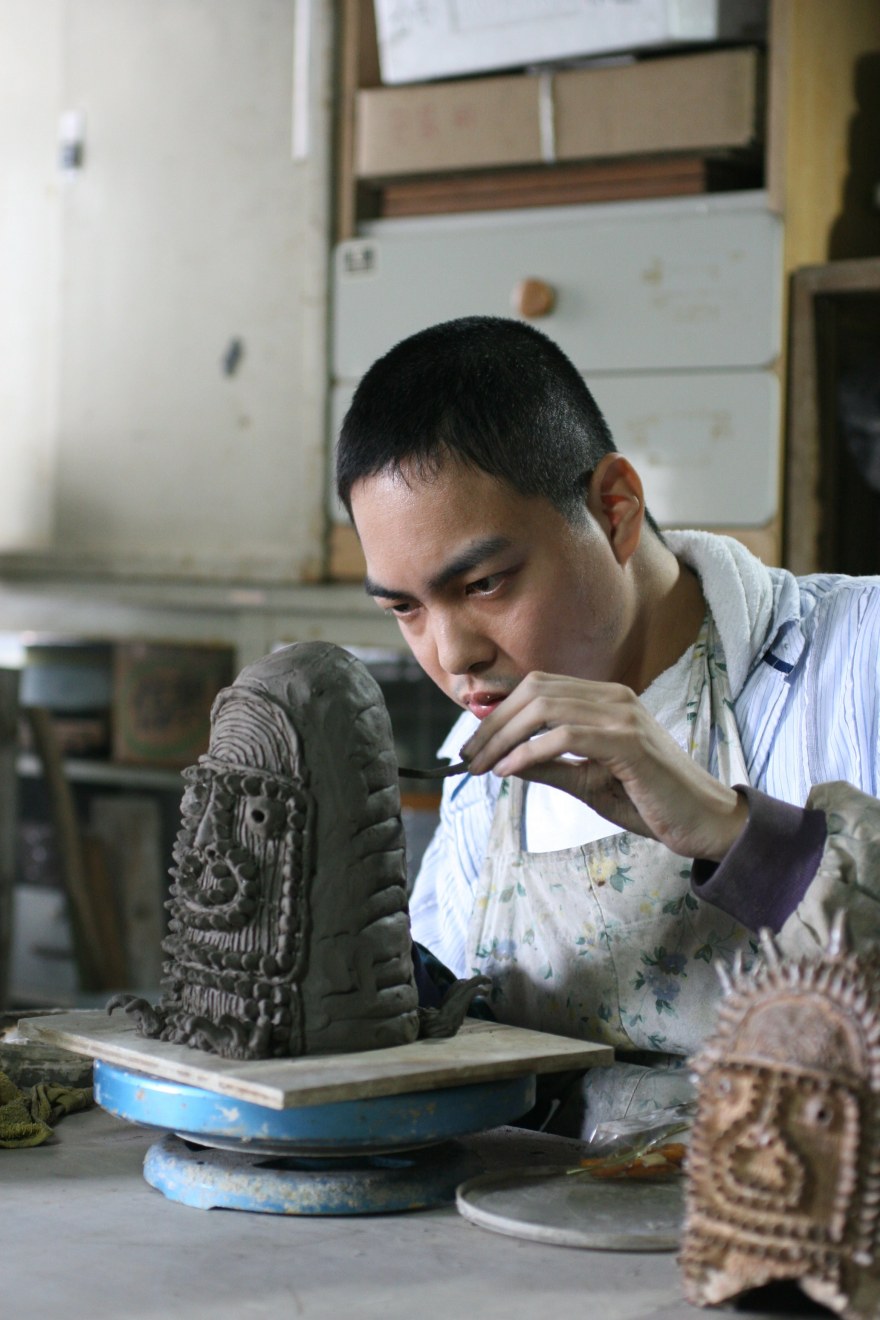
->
xmin=336 ymin=315 xmax=880 ymax=1130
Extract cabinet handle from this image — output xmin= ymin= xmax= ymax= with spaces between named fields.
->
xmin=512 ymin=278 xmax=556 ymax=319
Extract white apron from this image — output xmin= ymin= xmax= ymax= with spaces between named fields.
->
xmin=466 ymin=618 xmax=757 ymax=1130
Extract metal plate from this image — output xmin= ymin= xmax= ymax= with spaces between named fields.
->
xmin=95 ymin=1059 xmax=536 ymax=1155
xmin=145 ymin=1133 xmax=479 ymax=1214
xmin=456 ymin=1166 xmax=683 ymax=1252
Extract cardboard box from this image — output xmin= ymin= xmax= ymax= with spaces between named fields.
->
xmin=355 ymin=47 xmax=762 ymax=179
xmin=357 ymin=71 xmax=541 ymax=176
xmin=373 ymin=0 xmax=768 ymax=86
xmin=554 ymin=46 xmax=762 ymax=160
xmin=112 ymin=642 xmax=235 ymax=768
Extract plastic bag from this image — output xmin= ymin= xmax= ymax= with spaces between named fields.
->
xmin=568 ymin=1102 xmax=694 ymax=1181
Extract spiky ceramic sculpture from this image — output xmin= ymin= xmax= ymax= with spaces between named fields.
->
xmin=681 ymin=918 xmax=880 ymax=1319
xmin=109 ymin=642 xmax=479 ymax=1060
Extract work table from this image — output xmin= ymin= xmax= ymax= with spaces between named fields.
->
xmin=5 ymin=1106 xmax=796 ymax=1319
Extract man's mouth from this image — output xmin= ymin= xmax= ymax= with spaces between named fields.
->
xmin=464 ymin=691 xmax=509 ymax=720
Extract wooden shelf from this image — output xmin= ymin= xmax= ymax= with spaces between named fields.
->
xmin=17 ymin=753 xmax=183 ymax=793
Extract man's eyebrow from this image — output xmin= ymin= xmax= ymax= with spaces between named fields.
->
xmin=364 ymin=575 xmax=401 ymax=600
xmin=364 ymin=535 xmax=512 ymax=600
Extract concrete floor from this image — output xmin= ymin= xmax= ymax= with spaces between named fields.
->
xmin=3 ymin=1106 xmax=817 ymax=1319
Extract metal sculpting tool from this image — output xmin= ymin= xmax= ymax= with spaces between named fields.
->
xmin=397 ymin=760 xmax=470 ymax=780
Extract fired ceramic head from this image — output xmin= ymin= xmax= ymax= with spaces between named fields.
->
xmin=681 ymin=923 xmax=880 ymax=1318
xmin=148 ymin=642 xmax=419 ymax=1059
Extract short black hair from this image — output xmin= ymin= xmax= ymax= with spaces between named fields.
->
xmin=336 ymin=316 xmax=620 ymax=523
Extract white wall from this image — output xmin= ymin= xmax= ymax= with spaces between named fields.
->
xmin=0 ymin=0 xmax=65 ymax=551
xmin=0 ymin=0 xmax=333 ymax=583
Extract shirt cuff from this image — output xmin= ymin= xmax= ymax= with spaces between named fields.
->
xmin=691 ymin=785 xmax=827 ymax=933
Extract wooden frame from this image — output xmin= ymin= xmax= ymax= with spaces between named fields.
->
xmin=785 ymin=257 xmax=880 ymax=574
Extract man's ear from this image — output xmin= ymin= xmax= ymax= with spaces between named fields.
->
xmin=587 ymin=453 xmax=645 ymax=566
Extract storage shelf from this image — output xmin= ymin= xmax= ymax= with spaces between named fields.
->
xmin=17 ymin=753 xmax=183 ymax=793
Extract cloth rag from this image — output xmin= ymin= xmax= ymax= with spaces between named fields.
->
xmin=0 ymin=1068 xmax=93 ymax=1148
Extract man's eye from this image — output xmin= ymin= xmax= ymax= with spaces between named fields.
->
xmin=467 ymin=574 xmax=503 ymax=595
xmin=389 ymin=600 xmax=415 ymax=616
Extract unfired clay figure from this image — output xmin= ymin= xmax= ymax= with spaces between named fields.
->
xmin=681 ymin=919 xmax=880 ymax=1318
xmin=110 ymin=643 xmax=483 ymax=1060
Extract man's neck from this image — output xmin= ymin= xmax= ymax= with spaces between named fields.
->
xmin=628 ymin=547 xmax=707 ymax=695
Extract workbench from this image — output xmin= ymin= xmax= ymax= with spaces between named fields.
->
xmin=5 ymin=1105 xmax=794 ymax=1319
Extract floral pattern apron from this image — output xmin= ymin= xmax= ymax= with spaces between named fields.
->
xmin=466 ymin=618 xmax=758 ymax=1131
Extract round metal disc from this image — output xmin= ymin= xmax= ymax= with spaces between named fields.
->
xmin=174 ymin=1131 xmax=444 ymax=1158
xmin=145 ymin=1133 xmax=479 ymax=1214
xmin=456 ymin=1166 xmax=683 ymax=1251
xmin=94 ymin=1059 xmax=536 ymax=1155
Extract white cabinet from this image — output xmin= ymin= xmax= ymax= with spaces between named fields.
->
xmin=331 ymin=364 xmax=779 ymax=530
xmin=334 ymin=196 xmax=782 ymax=376
xmin=330 ymin=193 xmax=783 ymax=534
xmin=588 ymin=370 xmax=779 ymax=526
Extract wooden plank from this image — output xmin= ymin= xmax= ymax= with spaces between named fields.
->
xmin=767 ymin=1 xmax=880 ymax=565
xmin=378 ymin=158 xmax=717 ymax=219
xmin=89 ymin=795 xmax=166 ymax=989
xmin=329 ymin=521 xmax=366 ymax=581
xmin=25 ymin=707 xmax=105 ymax=991
xmin=783 ymin=256 xmax=880 ymax=573
xmin=19 ymin=1010 xmax=613 ymax=1111
xmin=713 ymin=519 xmax=780 ymax=567
xmin=79 ymin=835 xmax=129 ymax=991
xmin=772 ymin=0 xmax=880 ymax=272
xmin=336 ymin=0 xmax=382 ymax=242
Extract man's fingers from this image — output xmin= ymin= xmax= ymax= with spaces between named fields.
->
xmin=514 ymin=757 xmax=656 ymax=839
xmin=467 ymin=694 xmax=637 ymax=775
xmin=461 ymin=674 xmax=632 ymax=764
xmin=490 ymin=724 xmax=590 ymax=776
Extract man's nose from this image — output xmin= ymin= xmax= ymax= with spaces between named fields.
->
xmin=432 ymin=613 xmax=493 ymax=676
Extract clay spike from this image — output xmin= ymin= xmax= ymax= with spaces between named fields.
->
xmin=828 ymin=908 xmax=849 ymax=959
xmin=716 ymin=960 xmax=733 ymax=995
xmin=758 ymin=927 xmax=782 ymax=970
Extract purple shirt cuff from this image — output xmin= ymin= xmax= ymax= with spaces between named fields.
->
xmin=691 ymin=785 xmax=827 ymax=933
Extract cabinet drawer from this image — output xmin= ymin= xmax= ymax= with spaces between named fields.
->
xmin=329 ymin=368 xmax=779 ymax=529
xmin=332 ymin=196 xmax=781 ymax=379
xmin=590 ymin=369 xmax=779 ymax=526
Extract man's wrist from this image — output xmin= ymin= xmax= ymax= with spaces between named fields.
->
xmin=692 ymin=785 xmax=827 ymax=932
xmin=706 ymin=786 xmax=750 ymax=863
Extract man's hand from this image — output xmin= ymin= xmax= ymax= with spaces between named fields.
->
xmin=460 ymin=672 xmax=748 ymax=863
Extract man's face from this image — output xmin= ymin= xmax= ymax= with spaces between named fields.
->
xmin=350 ymin=457 xmax=638 ymax=717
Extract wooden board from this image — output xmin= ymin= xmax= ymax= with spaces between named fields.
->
xmin=89 ymin=795 xmax=165 ymax=988
xmin=377 ymin=157 xmax=760 ymax=220
xmin=19 ymin=1010 xmax=612 ymax=1111
xmin=784 ymin=256 xmax=880 ymax=574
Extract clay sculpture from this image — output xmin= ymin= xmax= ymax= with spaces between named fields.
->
xmin=109 ymin=642 xmax=483 ymax=1060
xmin=681 ymin=918 xmax=880 ymax=1318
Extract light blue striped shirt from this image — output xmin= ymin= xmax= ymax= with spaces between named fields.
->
xmin=409 ymin=533 xmax=880 ymax=976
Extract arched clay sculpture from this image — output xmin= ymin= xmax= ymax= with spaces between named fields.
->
xmin=682 ymin=918 xmax=880 ymax=1318
xmin=110 ymin=643 xmax=483 ymax=1059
